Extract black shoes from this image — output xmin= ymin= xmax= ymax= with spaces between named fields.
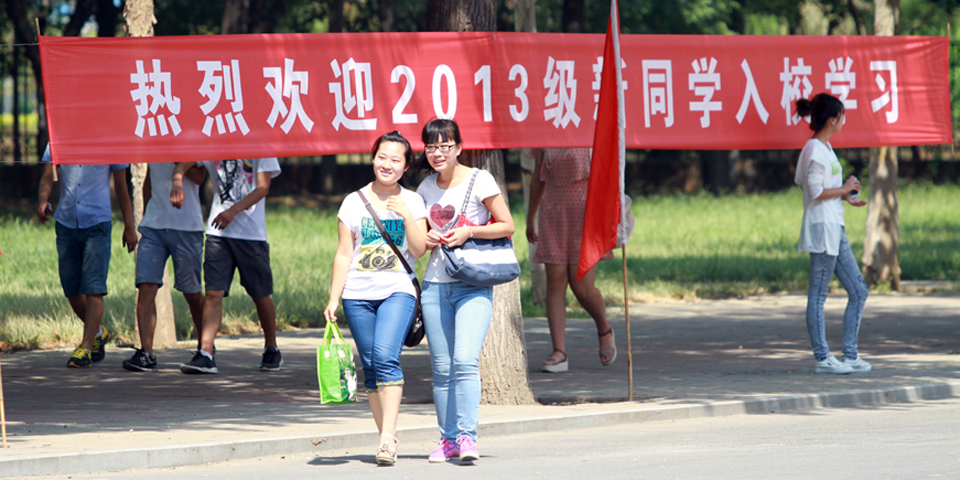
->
xmin=122 ymin=348 xmax=158 ymax=372
xmin=260 ymin=348 xmax=283 ymax=372
xmin=180 ymin=351 xmax=219 ymax=374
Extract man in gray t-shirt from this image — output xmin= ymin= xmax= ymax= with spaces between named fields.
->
xmin=123 ymin=162 xmax=207 ymax=372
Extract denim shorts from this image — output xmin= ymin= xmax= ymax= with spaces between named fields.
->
xmin=203 ymin=236 xmax=273 ymax=299
xmin=342 ymin=292 xmax=417 ymax=392
xmin=55 ymin=221 xmax=112 ymax=298
xmin=135 ymin=226 xmax=203 ymax=294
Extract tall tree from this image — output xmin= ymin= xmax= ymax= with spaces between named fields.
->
xmin=861 ymin=0 xmax=901 ymax=289
xmin=425 ymin=0 xmax=536 ymax=405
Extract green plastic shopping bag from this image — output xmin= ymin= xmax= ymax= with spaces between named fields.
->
xmin=317 ymin=320 xmax=357 ymax=404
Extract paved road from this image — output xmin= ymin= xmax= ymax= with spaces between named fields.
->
xmin=29 ymin=397 xmax=960 ymax=480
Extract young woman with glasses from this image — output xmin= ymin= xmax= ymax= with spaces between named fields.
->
xmin=415 ymin=118 xmax=515 ymax=463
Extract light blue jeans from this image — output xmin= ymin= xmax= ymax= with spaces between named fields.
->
xmin=421 ymin=281 xmax=492 ymax=443
xmin=806 ymin=229 xmax=869 ymax=362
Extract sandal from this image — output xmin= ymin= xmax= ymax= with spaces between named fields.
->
xmin=376 ymin=433 xmax=398 ymax=465
xmin=598 ymin=328 xmax=617 ymax=366
xmin=541 ymin=348 xmax=569 ymax=373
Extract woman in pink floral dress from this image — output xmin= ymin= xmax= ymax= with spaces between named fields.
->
xmin=527 ymin=148 xmax=616 ymax=373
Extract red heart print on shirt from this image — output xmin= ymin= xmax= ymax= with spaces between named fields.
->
xmin=429 ymin=204 xmax=457 ymax=229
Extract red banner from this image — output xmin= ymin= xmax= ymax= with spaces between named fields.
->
xmin=39 ymin=32 xmax=950 ymax=165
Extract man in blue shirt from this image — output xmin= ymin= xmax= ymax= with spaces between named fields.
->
xmin=37 ymin=144 xmax=138 ymax=368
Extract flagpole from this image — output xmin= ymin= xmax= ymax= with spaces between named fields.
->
xmin=1 ymin=352 xmax=7 ymax=448
xmin=621 ymin=245 xmax=632 ymax=401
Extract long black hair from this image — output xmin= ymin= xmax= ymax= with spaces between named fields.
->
xmin=795 ymin=93 xmax=844 ymax=132
xmin=370 ymin=130 xmax=413 ymax=167
xmin=419 ymin=118 xmax=462 ymax=173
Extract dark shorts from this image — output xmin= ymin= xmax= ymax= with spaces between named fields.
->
xmin=55 ymin=221 xmax=112 ymax=298
xmin=135 ymin=227 xmax=203 ymax=294
xmin=203 ymin=236 xmax=273 ymax=299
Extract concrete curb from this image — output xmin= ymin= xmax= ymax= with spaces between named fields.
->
xmin=3 ymin=380 xmax=959 ymax=477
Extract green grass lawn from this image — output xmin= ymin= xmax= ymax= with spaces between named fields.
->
xmin=1 ymin=183 xmax=958 ymax=351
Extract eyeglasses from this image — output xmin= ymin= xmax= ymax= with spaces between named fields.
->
xmin=425 ymin=143 xmax=458 ymax=154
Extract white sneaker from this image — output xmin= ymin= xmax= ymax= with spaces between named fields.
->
xmin=842 ymin=355 xmax=872 ymax=373
xmin=814 ymin=355 xmax=853 ymax=374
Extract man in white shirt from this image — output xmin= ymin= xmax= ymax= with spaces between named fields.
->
xmin=123 ymin=162 xmax=207 ymax=372
xmin=171 ymin=158 xmax=282 ymax=374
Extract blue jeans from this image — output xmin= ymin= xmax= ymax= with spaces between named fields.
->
xmin=421 ymin=281 xmax=493 ymax=443
xmin=55 ymin=221 xmax=112 ymax=298
xmin=343 ymin=292 xmax=417 ymax=392
xmin=806 ymin=229 xmax=869 ymax=362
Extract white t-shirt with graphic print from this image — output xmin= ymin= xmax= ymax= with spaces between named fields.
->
xmin=338 ymin=184 xmax=427 ymax=301
xmin=416 ymin=168 xmax=503 ymax=283
xmin=202 ymin=158 xmax=281 ymax=241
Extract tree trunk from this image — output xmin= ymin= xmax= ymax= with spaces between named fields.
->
xmin=514 ymin=0 xmax=537 ymax=33
xmin=222 ymin=0 xmax=251 ymax=34
xmin=461 ymin=151 xmax=536 ymax=405
xmin=862 ymin=147 xmax=900 ymax=288
xmin=862 ymin=0 xmax=900 ymax=289
xmin=124 ymin=0 xmax=178 ymax=348
xmin=426 ymin=0 xmax=536 ymax=405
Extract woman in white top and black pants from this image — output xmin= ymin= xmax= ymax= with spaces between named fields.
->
xmin=794 ymin=93 xmax=871 ymax=375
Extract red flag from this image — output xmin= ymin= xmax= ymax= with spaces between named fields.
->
xmin=578 ymin=0 xmax=625 ymax=280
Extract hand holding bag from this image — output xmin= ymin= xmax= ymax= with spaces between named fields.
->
xmin=356 ymin=190 xmax=425 ymax=347
xmin=440 ymin=170 xmax=521 ymax=287
xmin=317 ymin=320 xmax=358 ymax=404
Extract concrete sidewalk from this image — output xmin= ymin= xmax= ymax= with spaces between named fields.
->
xmin=1 ymin=293 xmax=958 ymax=477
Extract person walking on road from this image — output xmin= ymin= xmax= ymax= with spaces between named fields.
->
xmin=324 ymin=131 xmax=427 ymax=465
xmin=794 ymin=93 xmax=871 ymax=375
xmin=123 ymin=162 xmax=207 ymax=372
xmin=36 ymin=144 xmax=138 ymax=368
xmin=172 ymin=158 xmax=282 ymax=374
xmin=526 ymin=148 xmax=617 ymax=373
xmin=416 ymin=118 xmax=515 ymax=463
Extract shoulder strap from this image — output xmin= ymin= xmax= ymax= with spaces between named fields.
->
xmin=356 ymin=189 xmax=415 ymax=276
xmin=459 ymin=169 xmax=480 ymax=214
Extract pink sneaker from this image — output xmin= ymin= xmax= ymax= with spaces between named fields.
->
xmin=428 ymin=438 xmax=459 ymax=463
xmin=457 ymin=437 xmax=479 ymax=461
